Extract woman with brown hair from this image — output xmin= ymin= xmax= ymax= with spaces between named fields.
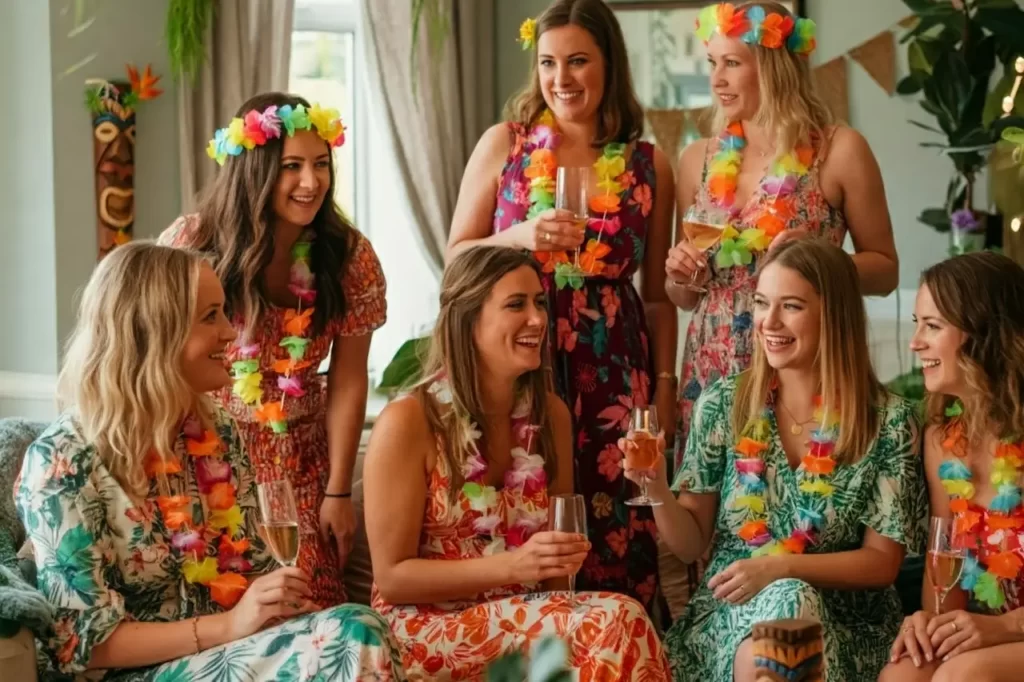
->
xmin=626 ymin=239 xmax=925 ymax=681
xmin=159 ymin=92 xmax=386 ymax=606
xmin=364 ymin=246 xmax=670 ymax=680
xmin=879 ymin=252 xmax=1024 ymax=682
xmin=447 ymin=0 xmax=677 ymax=615
xmin=668 ymin=0 xmax=898 ymax=476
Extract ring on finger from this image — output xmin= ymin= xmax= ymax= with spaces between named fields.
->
xmin=951 ymin=621 xmax=959 ymax=633
xmin=543 ymin=231 xmax=551 ymax=242
xmin=902 ymin=624 xmax=914 ymax=633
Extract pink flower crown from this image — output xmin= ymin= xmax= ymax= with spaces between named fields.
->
xmin=695 ymin=2 xmax=816 ymax=56
xmin=206 ymin=103 xmax=346 ymax=166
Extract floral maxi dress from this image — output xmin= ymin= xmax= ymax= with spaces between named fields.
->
xmin=371 ymin=379 xmax=672 ymax=681
xmin=160 ymin=216 xmax=387 ymax=606
xmin=664 ymin=376 xmax=927 ymax=681
xmin=493 ymin=126 xmax=663 ymax=613
xmin=16 ymin=411 xmax=405 ymax=681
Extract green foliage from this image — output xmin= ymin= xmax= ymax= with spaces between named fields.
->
xmin=886 ymin=367 xmax=925 ymax=404
xmin=166 ymin=0 xmax=216 ymax=83
xmin=376 ymin=336 xmax=432 ymax=395
xmin=486 ymin=637 xmax=572 ymax=682
xmin=409 ymin=0 xmax=451 ymax=101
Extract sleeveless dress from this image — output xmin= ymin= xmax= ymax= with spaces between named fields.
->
xmin=16 ymin=410 xmax=406 ymax=681
xmin=371 ymin=378 xmax=671 ymax=681
xmin=493 ymin=124 xmax=664 ymax=614
xmin=159 ymin=216 xmax=387 ymax=606
xmin=664 ymin=376 xmax=927 ymax=681
xmin=673 ymin=133 xmax=847 ymax=475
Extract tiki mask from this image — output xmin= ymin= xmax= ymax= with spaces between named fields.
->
xmin=86 ymin=65 xmax=161 ymax=260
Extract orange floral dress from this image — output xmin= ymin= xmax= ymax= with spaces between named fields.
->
xmin=160 ymin=215 xmax=387 ymax=606
xmin=371 ymin=379 xmax=671 ymax=681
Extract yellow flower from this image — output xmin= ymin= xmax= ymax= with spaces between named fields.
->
xmin=308 ymin=103 xmax=344 ymax=145
xmin=738 ymin=228 xmax=771 ymax=252
xmin=943 ymin=479 xmax=975 ymax=498
xmin=209 ymin=505 xmax=245 ymax=538
xmin=182 ymin=557 xmax=219 ymax=585
xmin=519 ymin=18 xmax=537 ymax=50
xmin=595 ymin=155 xmax=626 ymax=181
xmin=227 ymin=118 xmax=254 ymax=150
xmin=799 ymin=479 xmax=835 ymax=496
xmin=233 ymin=372 xmax=264 ymax=405
xmin=732 ymin=494 xmax=766 ymax=514
xmin=593 ymin=493 xmax=613 ymax=519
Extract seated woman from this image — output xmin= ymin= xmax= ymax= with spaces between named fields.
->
xmin=364 ymin=245 xmax=671 ymax=680
xmin=623 ymin=238 xmax=926 ymax=681
xmin=16 ymin=242 xmax=405 ymax=680
xmin=879 ymin=252 xmax=1024 ymax=682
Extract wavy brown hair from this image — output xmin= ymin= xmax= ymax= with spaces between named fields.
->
xmin=58 ymin=242 xmax=209 ymax=496
xmin=414 ymin=247 xmax=556 ymax=502
xmin=709 ymin=1 xmax=833 ymax=154
xmin=505 ymin=0 xmax=644 ymax=147
xmin=920 ymin=251 xmax=1024 ymax=443
xmin=733 ymin=238 xmax=883 ymax=463
xmin=188 ymin=92 xmax=353 ymax=339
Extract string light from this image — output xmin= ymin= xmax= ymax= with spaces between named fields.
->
xmin=1013 ymin=216 xmax=1021 ymax=233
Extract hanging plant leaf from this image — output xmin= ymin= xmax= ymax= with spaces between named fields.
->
xmin=897 ymin=74 xmax=925 ymax=96
xmin=377 ymin=336 xmax=432 ymax=394
xmin=166 ymin=0 xmax=216 ymax=83
xmin=1002 ymin=127 xmax=1024 ymax=145
xmin=918 ymin=207 xmax=952 ymax=232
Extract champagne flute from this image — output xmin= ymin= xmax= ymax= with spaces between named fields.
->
xmin=673 ymin=205 xmax=728 ymax=293
xmin=926 ymin=516 xmax=966 ymax=614
xmin=257 ymin=479 xmax=300 ymax=567
xmin=624 ymin=406 xmax=664 ymax=507
xmin=548 ymin=493 xmax=588 ymax=603
xmin=555 ymin=166 xmax=590 ymax=272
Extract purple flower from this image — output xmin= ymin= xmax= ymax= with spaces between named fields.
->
xmin=761 ymin=175 xmax=797 ymax=196
xmin=951 ymin=208 xmax=980 ymax=232
xmin=196 ymin=457 xmax=231 ymax=494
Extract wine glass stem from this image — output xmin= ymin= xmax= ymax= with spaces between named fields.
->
xmin=934 ymin=587 xmax=945 ymax=615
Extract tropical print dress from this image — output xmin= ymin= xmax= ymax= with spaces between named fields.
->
xmin=673 ymin=134 xmax=847 ymax=475
xmin=160 ymin=216 xmax=387 ymax=606
xmin=493 ymin=125 xmax=664 ymax=614
xmin=664 ymin=376 xmax=927 ymax=682
xmin=16 ymin=410 xmax=405 ymax=681
xmin=371 ymin=378 xmax=672 ymax=681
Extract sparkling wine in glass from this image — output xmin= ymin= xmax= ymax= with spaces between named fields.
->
xmin=675 ymin=205 xmax=728 ymax=293
xmin=548 ymin=493 xmax=588 ymax=597
xmin=258 ymin=479 xmax=300 ymax=567
xmin=625 ymin=406 xmax=664 ymax=507
xmin=926 ymin=516 xmax=966 ymax=614
xmin=555 ymin=166 xmax=590 ymax=271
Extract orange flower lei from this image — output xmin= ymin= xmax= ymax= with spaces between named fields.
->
xmin=149 ymin=417 xmax=250 ymax=608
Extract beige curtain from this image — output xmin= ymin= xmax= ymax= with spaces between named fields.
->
xmin=178 ymin=0 xmax=296 ymax=211
xmin=362 ymin=0 xmax=495 ymax=274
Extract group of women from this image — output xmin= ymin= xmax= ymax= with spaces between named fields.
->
xmin=13 ymin=0 xmax=1024 ymax=680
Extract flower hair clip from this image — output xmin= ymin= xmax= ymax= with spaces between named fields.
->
xmin=206 ymin=102 xmax=346 ymax=166
xmin=695 ymin=2 xmax=816 ymax=56
xmin=519 ymin=17 xmax=537 ymax=51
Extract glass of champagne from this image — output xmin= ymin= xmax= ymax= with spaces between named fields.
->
xmin=926 ymin=516 xmax=966 ymax=614
xmin=624 ymin=406 xmax=664 ymax=507
xmin=676 ymin=204 xmax=728 ymax=293
xmin=257 ymin=479 xmax=300 ymax=567
xmin=548 ymin=493 xmax=588 ymax=601
xmin=555 ymin=166 xmax=590 ymax=272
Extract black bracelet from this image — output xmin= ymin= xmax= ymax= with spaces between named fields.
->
xmin=324 ymin=491 xmax=352 ymax=498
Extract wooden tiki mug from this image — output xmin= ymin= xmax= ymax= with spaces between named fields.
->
xmin=90 ymin=80 xmax=136 ymax=259
xmin=751 ymin=618 xmax=824 ymax=682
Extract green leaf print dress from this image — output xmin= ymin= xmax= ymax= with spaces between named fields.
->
xmin=664 ymin=376 xmax=927 ymax=681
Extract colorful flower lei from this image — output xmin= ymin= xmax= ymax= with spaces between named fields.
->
xmin=707 ymin=121 xmax=814 ymax=269
xmin=229 ymin=231 xmax=317 ymax=434
xmin=695 ymin=3 xmax=816 ymax=56
xmin=206 ymin=103 xmax=346 ymax=166
xmin=428 ymin=378 xmax=549 ymax=555
xmin=524 ymin=110 xmax=627 ymax=290
xmin=148 ymin=416 xmax=250 ymax=608
xmin=732 ymin=396 xmax=840 ymax=556
xmin=938 ymin=400 xmax=1024 ymax=610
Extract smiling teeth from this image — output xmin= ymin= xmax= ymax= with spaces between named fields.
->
xmin=922 ymin=359 xmax=940 ymax=368
xmin=555 ymin=92 xmax=581 ymax=100
xmin=516 ymin=337 xmax=540 ymax=347
xmin=209 ymin=352 xmax=225 ymax=360
xmin=292 ymin=196 xmax=315 ymax=203
xmin=765 ymin=336 xmax=794 ymax=347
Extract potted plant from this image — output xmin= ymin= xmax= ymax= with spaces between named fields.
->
xmin=375 ymin=335 xmax=431 ymax=398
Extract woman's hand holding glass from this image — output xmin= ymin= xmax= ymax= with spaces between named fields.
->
xmin=224 ymin=567 xmax=320 ymax=641
xmin=508 ymin=209 xmax=585 ymax=252
xmin=506 ymin=530 xmax=590 ymax=584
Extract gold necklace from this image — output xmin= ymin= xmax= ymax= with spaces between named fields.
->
xmin=778 ymin=399 xmax=816 ymax=436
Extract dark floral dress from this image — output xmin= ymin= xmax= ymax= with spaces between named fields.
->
xmin=492 ymin=123 xmax=665 ymax=618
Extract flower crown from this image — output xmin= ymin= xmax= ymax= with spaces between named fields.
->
xmin=206 ymin=103 xmax=346 ymax=166
xmin=695 ymin=3 xmax=816 ymax=56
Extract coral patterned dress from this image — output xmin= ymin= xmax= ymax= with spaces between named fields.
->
xmin=493 ymin=125 xmax=664 ymax=614
xmin=160 ymin=216 xmax=387 ymax=606
xmin=371 ymin=379 xmax=671 ymax=681
xmin=673 ymin=133 xmax=847 ymax=475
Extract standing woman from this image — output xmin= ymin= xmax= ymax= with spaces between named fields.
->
xmin=668 ymin=1 xmax=899 ymax=474
xmin=160 ymin=92 xmax=386 ymax=606
xmin=447 ymin=0 xmax=677 ymax=613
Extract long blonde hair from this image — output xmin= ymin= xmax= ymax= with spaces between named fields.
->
xmin=58 ymin=241 xmax=207 ymax=496
xmin=920 ymin=252 xmax=1024 ymax=444
xmin=413 ymin=247 xmax=556 ymax=502
xmin=733 ymin=239 xmax=883 ymax=463
xmin=709 ymin=1 xmax=833 ymax=153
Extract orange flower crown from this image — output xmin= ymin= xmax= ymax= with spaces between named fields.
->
xmin=695 ymin=3 xmax=816 ymax=56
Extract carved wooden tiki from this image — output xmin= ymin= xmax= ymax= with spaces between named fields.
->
xmin=751 ymin=618 xmax=824 ymax=682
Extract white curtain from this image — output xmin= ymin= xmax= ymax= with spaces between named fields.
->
xmin=178 ymin=0 xmax=296 ymax=211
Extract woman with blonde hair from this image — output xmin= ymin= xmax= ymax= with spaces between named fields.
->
xmin=624 ymin=239 xmax=925 ymax=680
xmin=668 ymin=0 xmax=898 ymax=477
xmin=879 ymin=252 xmax=1024 ymax=682
xmin=365 ymin=245 xmax=671 ymax=680
xmin=16 ymin=242 xmax=405 ymax=680
xmin=446 ymin=0 xmax=677 ymax=614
